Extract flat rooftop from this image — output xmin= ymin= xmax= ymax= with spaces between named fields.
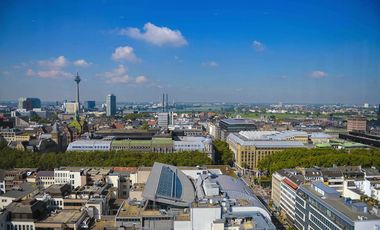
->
xmin=220 ymin=119 xmax=256 ymax=125
xmin=111 ymin=138 xmax=173 ymax=146
xmin=37 ymin=210 xmax=84 ymax=224
xmin=117 ymin=201 xmax=163 ymax=218
xmin=302 ymin=184 xmax=379 ymax=221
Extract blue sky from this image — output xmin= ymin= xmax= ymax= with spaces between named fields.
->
xmin=0 ymin=0 xmax=379 ymax=104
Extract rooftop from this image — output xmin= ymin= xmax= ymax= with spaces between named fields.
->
xmin=301 ymin=183 xmax=379 ymax=222
xmin=111 ymin=137 xmax=173 ymax=146
xmin=142 ymin=162 xmax=196 ymax=207
xmin=0 ymin=183 xmax=36 ymax=199
xmin=227 ymin=133 xmax=306 ymax=148
xmin=36 ymin=210 xmax=84 ymax=224
xmin=220 ymin=118 xmax=256 ymax=125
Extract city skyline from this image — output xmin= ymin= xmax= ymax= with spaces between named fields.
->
xmin=0 ymin=0 xmax=380 ymax=104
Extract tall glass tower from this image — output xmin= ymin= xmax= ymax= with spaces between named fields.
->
xmin=106 ymin=94 xmax=116 ymax=116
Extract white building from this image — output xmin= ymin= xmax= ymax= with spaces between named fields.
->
xmin=157 ymin=112 xmax=169 ymax=128
xmin=54 ymin=167 xmax=87 ymax=188
xmin=66 ymin=140 xmax=112 ymax=151
xmin=174 ymin=136 xmax=213 ymax=153
xmin=36 ymin=171 xmax=55 ymax=189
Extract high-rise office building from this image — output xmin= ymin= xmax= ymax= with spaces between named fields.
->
xmin=84 ymin=101 xmax=96 ymax=110
xmin=347 ymin=116 xmax=367 ymax=132
xmin=157 ymin=112 xmax=169 ymax=128
xmin=377 ymin=104 xmax=380 ymax=124
xmin=106 ymin=94 xmax=116 ymax=116
xmin=18 ymin=97 xmax=41 ymax=111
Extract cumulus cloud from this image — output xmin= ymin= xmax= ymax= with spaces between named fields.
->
xmin=310 ymin=70 xmax=328 ymax=79
xmin=74 ymin=59 xmax=91 ymax=67
xmin=38 ymin=56 xmax=68 ymax=68
xmin=119 ymin=22 xmax=187 ymax=47
xmin=202 ymin=61 xmax=219 ymax=68
xmin=26 ymin=69 xmax=71 ymax=79
xmin=252 ymin=40 xmax=265 ymax=52
xmin=135 ymin=75 xmax=147 ymax=84
xmin=100 ymin=64 xmax=148 ymax=84
xmin=112 ymin=46 xmax=140 ymax=62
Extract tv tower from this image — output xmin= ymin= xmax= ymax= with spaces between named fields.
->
xmin=74 ymin=72 xmax=81 ymax=119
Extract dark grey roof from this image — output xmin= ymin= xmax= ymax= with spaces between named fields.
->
xmin=321 ymin=168 xmax=343 ymax=178
xmin=142 ymin=162 xmax=195 ymax=207
xmin=220 ymin=118 xmax=256 ymax=125
xmin=362 ymin=168 xmax=380 ymax=176
xmin=304 ymin=168 xmax=322 ymax=177
xmin=0 ymin=183 xmax=37 ymax=199
xmin=37 ymin=171 xmax=54 ymax=177
xmin=45 ymin=184 xmax=71 ymax=196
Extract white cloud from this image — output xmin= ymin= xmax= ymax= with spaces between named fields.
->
xmin=252 ymin=40 xmax=265 ymax=52
xmin=310 ymin=70 xmax=328 ymax=79
xmin=74 ymin=59 xmax=91 ymax=67
xmin=100 ymin=64 xmax=148 ymax=84
xmin=202 ymin=61 xmax=219 ymax=68
xmin=27 ymin=69 xmax=71 ymax=79
xmin=119 ymin=22 xmax=187 ymax=47
xmin=135 ymin=75 xmax=147 ymax=84
xmin=112 ymin=46 xmax=140 ymax=62
xmin=38 ymin=56 xmax=68 ymax=68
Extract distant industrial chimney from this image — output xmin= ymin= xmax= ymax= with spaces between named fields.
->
xmin=162 ymin=93 xmax=165 ymax=112
xmin=166 ymin=93 xmax=169 ymax=112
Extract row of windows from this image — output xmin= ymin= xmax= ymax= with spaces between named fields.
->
xmin=71 ymin=145 xmax=109 ymax=149
xmin=7 ymin=224 xmax=33 ymax=230
xmin=174 ymin=144 xmax=202 ymax=147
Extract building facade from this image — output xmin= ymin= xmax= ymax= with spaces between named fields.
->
xmin=227 ymin=131 xmax=306 ymax=170
xmin=18 ymin=97 xmax=41 ymax=111
xmin=106 ymin=94 xmax=116 ymax=117
xmin=347 ymin=116 xmax=367 ymax=132
xmin=219 ymin=119 xmax=256 ymax=141
xmin=294 ymin=182 xmax=380 ymax=230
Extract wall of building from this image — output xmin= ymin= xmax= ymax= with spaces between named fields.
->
xmin=191 ymin=207 xmax=221 ymax=230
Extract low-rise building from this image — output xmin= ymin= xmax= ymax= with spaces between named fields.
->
xmin=54 ymin=167 xmax=88 ymax=189
xmin=66 ymin=140 xmax=112 ymax=151
xmin=0 ymin=183 xmax=38 ymax=209
xmin=227 ymin=131 xmax=306 ymax=170
xmin=115 ymin=162 xmax=275 ymax=230
xmin=36 ymin=171 xmax=54 ymax=189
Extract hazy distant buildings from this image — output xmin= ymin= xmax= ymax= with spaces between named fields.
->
xmin=64 ymin=102 xmax=79 ymax=114
xmin=18 ymin=97 xmax=41 ymax=111
xmin=106 ymin=94 xmax=116 ymax=117
xmin=347 ymin=116 xmax=367 ymax=132
xmin=84 ymin=100 xmax=96 ymax=110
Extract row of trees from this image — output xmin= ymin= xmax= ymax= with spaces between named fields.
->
xmin=123 ymin=112 xmax=151 ymax=121
xmin=0 ymin=142 xmax=212 ymax=170
xmin=213 ymin=140 xmax=234 ymax=166
xmin=258 ymin=148 xmax=380 ymax=175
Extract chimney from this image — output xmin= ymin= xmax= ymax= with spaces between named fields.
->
xmin=162 ymin=93 xmax=165 ymax=112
